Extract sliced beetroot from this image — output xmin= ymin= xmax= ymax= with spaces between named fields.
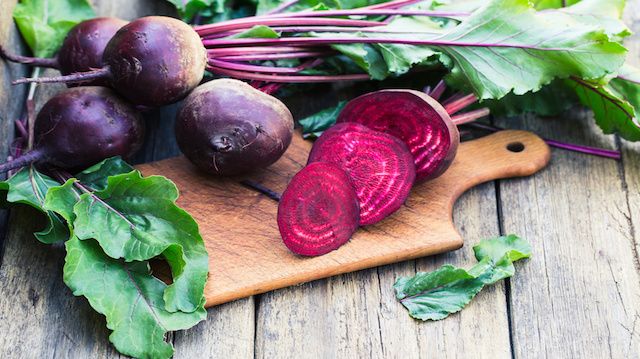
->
xmin=307 ymin=122 xmax=415 ymax=226
xmin=336 ymin=90 xmax=459 ymax=182
xmin=278 ymin=162 xmax=360 ymax=256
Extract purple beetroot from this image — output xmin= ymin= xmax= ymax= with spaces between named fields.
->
xmin=1 ymin=17 xmax=128 ymax=87
xmin=278 ymin=162 xmax=360 ymax=256
xmin=307 ymin=122 xmax=416 ymax=226
xmin=337 ymin=89 xmax=459 ymax=182
xmin=13 ymin=16 xmax=207 ymax=107
xmin=175 ymin=79 xmax=294 ymax=176
xmin=0 ymin=86 xmax=145 ymax=174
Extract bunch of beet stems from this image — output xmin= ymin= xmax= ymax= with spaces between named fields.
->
xmin=196 ymin=0 xmax=467 ymax=82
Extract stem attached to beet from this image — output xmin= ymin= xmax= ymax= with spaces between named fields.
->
xmin=12 ymin=66 xmax=111 ymax=85
xmin=0 ymin=149 xmax=43 ymax=174
xmin=465 ymin=122 xmax=621 ymax=159
xmin=207 ymin=65 xmax=371 ymax=82
xmin=0 ymin=46 xmax=59 ymax=68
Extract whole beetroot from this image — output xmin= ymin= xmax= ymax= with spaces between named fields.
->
xmin=0 ymin=86 xmax=145 ymax=174
xmin=13 ymin=16 xmax=207 ymax=107
xmin=175 ymin=79 xmax=294 ymax=176
xmin=1 ymin=17 xmax=127 ymax=86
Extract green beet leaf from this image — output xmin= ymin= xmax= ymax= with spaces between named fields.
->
xmin=0 ymin=167 xmax=68 ymax=244
xmin=231 ymin=25 xmax=280 ymax=39
xmin=64 ymin=236 xmax=206 ymax=359
xmin=435 ymin=0 xmax=627 ymax=100
xmin=299 ymin=101 xmax=346 ymax=138
xmin=394 ymin=235 xmax=531 ymax=321
xmin=166 ymin=0 xmax=216 ymax=22
xmin=71 ymin=170 xmax=209 ymax=313
xmin=568 ymin=70 xmax=640 ymax=141
xmin=13 ymin=0 xmax=96 ymax=57
xmin=75 ymin=156 xmax=135 ymax=191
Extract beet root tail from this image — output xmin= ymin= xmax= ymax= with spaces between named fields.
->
xmin=0 ymin=45 xmax=59 ymax=68
xmin=12 ymin=66 xmax=111 ymax=85
xmin=0 ymin=149 xmax=44 ymax=175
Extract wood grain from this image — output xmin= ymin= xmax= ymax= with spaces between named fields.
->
xmin=138 ymin=130 xmax=550 ymax=307
xmin=496 ymin=117 xmax=640 ymax=358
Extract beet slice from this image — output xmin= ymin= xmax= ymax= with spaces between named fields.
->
xmin=336 ymin=89 xmax=459 ymax=182
xmin=307 ymin=122 xmax=415 ymax=226
xmin=278 ymin=162 xmax=360 ymax=256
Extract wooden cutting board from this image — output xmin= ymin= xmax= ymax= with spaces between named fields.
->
xmin=137 ymin=130 xmax=550 ymax=307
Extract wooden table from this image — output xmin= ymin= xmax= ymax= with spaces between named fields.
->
xmin=1 ymin=1 xmax=639 ymax=358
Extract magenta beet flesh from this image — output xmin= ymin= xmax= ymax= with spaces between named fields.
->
xmin=278 ymin=162 xmax=360 ymax=256
xmin=307 ymin=122 xmax=416 ymax=226
xmin=336 ymin=90 xmax=459 ymax=182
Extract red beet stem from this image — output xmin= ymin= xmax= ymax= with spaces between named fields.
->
xmin=12 ymin=66 xmax=111 ymax=85
xmin=262 ymin=9 xmax=470 ymax=18
xmin=206 ymin=65 xmax=371 ymax=82
xmin=207 ymin=46 xmax=312 ymax=56
xmin=451 ymin=108 xmax=490 ymax=125
xmin=428 ymin=80 xmax=446 ymax=101
xmin=208 ymin=58 xmax=321 ymax=73
xmin=0 ymin=46 xmax=59 ymax=68
xmin=465 ymin=122 xmax=622 ymax=160
xmin=197 ymin=17 xmax=382 ymax=36
xmin=0 ymin=149 xmax=44 ymax=174
xmin=444 ymin=93 xmax=478 ymax=115
xmin=213 ymin=51 xmax=333 ymax=62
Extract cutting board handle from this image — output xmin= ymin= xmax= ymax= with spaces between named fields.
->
xmin=423 ymin=130 xmax=551 ymax=200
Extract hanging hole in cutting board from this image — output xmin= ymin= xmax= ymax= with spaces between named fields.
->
xmin=507 ymin=142 xmax=525 ymax=153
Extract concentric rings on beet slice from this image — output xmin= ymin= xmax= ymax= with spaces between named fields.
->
xmin=307 ymin=122 xmax=416 ymax=226
xmin=336 ymin=89 xmax=459 ymax=182
xmin=277 ymin=162 xmax=360 ymax=256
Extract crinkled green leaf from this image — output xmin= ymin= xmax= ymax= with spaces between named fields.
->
xmin=299 ymin=101 xmax=346 ymax=138
xmin=13 ymin=0 xmax=95 ymax=57
xmin=532 ymin=0 xmax=581 ymax=10
xmin=64 ymin=236 xmax=206 ymax=359
xmin=330 ymin=42 xmax=389 ymax=80
xmin=72 ymin=171 xmax=209 ymax=313
xmin=0 ymin=167 xmax=68 ymax=243
xmin=394 ymin=235 xmax=531 ymax=321
xmin=549 ymin=0 xmax=630 ymax=40
xmin=75 ymin=157 xmax=135 ymax=191
xmin=231 ymin=25 xmax=280 ymax=39
xmin=483 ymin=80 xmax=577 ymax=117
xmin=568 ymin=71 xmax=640 ymax=141
xmin=44 ymin=179 xmax=80 ymax=226
xmin=435 ymin=0 xmax=627 ymax=100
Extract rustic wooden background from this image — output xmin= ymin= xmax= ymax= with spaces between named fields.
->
xmin=0 ymin=0 xmax=639 ymax=358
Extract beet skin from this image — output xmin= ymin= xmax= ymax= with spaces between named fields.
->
xmin=33 ymin=86 xmax=145 ymax=170
xmin=103 ymin=16 xmax=207 ymax=107
xmin=175 ymin=79 xmax=294 ymax=176
xmin=58 ymin=17 xmax=128 ymax=86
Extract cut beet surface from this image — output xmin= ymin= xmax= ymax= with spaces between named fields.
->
xmin=337 ymin=90 xmax=459 ymax=182
xmin=307 ymin=122 xmax=416 ymax=226
xmin=277 ymin=162 xmax=360 ymax=256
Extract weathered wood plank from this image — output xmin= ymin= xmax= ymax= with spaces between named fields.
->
xmin=0 ymin=1 xmax=254 ymax=358
xmin=496 ymin=90 xmax=640 ymax=359
xmin=255 ymin=182 xmax=511 ymax=358
xmin=0 ymin=0 xmax=29 ymax=246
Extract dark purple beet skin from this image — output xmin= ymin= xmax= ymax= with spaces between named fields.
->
xmin=58 ymin=17 xmax=128 ymax=85
xmin=307 ymin=122 xmax=416 ymax=226
xmin=33 ymin=86 xmax=145 ymax=171
xmin=278 ymin=162 xmax=360 ymax=256
xmin=175 ymin=79 xmax=294 ymax=176
xmin=337 ymin=90 xmax=459 ymax=182
xmin=103 ymin=16 xmax=207 ymax=107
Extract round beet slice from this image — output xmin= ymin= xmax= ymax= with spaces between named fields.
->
xmin=307 ymin=122 xmax=415 ymax=226
xmin=336 ymin=89 xmax=459 ymax=182
xmin=278 ymin=162 xmax=360 ymax=256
